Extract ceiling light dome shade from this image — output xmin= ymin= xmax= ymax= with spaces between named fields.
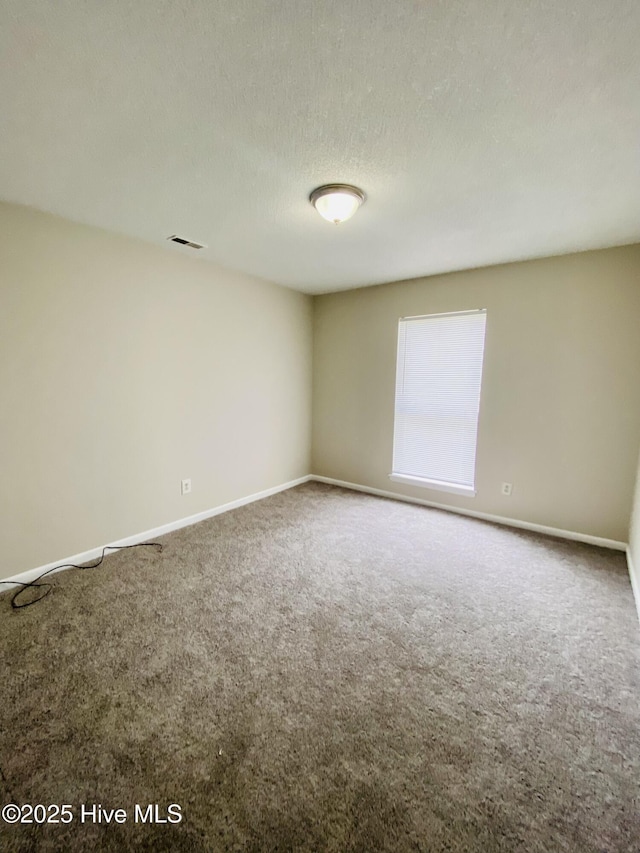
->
xmin=310 ymin=184 xmax=365 ymax=224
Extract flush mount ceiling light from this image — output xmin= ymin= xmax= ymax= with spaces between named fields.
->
xmin=309 ymin=184 xmax=366 ymax=224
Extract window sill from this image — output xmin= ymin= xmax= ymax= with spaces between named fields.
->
xmin=388 ymin=473 xmax=476 ymax=497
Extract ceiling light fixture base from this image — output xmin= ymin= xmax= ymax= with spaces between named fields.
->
xmin=309 ymin=184 xmax=366 ymax=224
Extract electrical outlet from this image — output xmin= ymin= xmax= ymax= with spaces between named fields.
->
xmin=501 ymin=482 xmax=513 ymax=496
xmin=181 ymin=478 xmax=192 ymax=496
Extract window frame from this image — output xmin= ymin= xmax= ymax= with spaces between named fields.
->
xmin=389 ymin=308 xmax=487 ymax=498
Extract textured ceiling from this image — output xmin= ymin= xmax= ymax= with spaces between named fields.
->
xmin=1 ymin=1 xmax=639 ymax=293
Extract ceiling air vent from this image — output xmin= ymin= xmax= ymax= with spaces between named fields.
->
xmin=167 ymin=235 xmax=207 ymax=250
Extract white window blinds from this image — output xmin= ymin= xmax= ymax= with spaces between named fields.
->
xmin=391 ymin=309 xmax=487 ymax=496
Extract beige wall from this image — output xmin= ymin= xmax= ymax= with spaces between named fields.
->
xmin=0 ymin=202 xmax=312 ymax=579
xmin=312 ymin=246 xmax=640 ymax=543
xmin=629 ymin=450 xmax=640 ymax=594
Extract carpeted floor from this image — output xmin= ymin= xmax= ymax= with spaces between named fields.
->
xmin=1 ymin=481 xmax=639 ymax=852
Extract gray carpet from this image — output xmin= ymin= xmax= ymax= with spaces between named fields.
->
xmin=1 ymin=482 xmax=639 ymax=852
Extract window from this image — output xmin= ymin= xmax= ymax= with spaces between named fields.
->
xmin=390 ymin=309 xmax=487 ymax=496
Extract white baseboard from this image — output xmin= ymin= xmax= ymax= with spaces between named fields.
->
xmin=311 ymin=475 xmax=627 ymax=552
xmin=3 ymin=472 xmax=631 ymax=601
xmin=627 ymin=548 xmax=640 ymax=626
xmin=0 ymin=475 xmax=313 ymax=591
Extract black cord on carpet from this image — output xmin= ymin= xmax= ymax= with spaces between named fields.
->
xmin=0 ymin=543 xmax=163 ymax=610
